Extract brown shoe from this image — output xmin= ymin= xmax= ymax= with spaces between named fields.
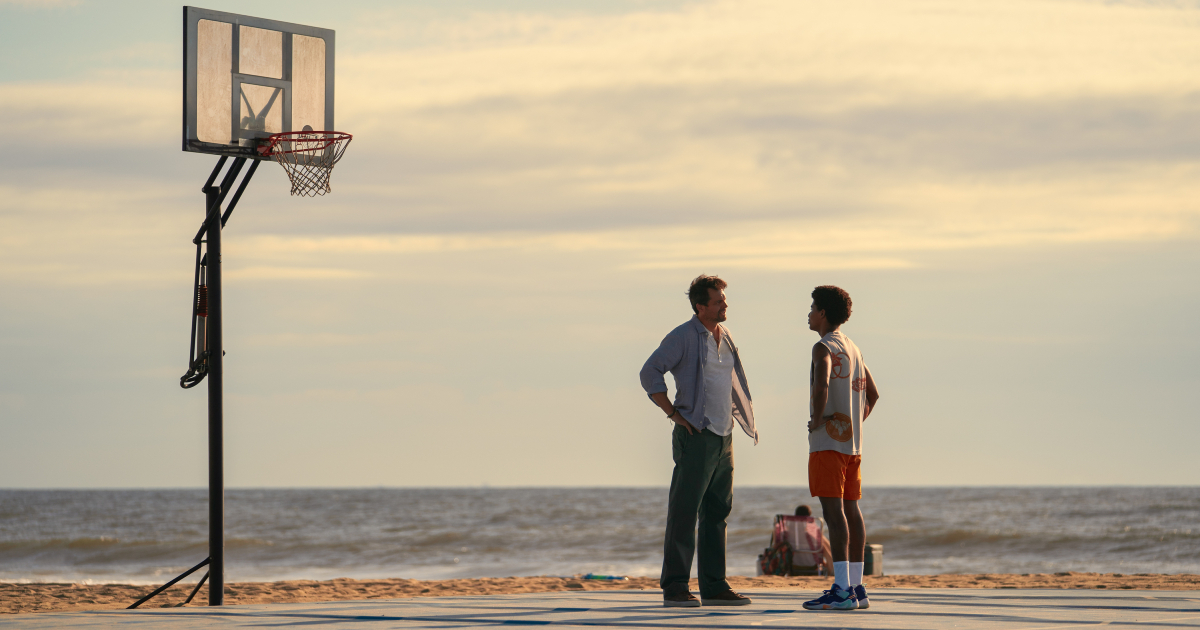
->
xmin=663 ymin=591 xmax=701 ymax=607
xmin=702 ymin=590 xmax=751 ymax=606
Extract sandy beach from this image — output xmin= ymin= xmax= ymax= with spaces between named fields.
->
xmin=3 ymin=573 xmax=1198 ymax=615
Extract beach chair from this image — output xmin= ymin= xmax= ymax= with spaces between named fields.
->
xmin=773 ymin=515 xmax=826 ymax=576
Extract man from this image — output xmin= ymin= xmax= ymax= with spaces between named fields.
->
xmin=640 ymin=275 xmax=758 ymax=608
xmin=801 ymin=285 xmax=880 ymax=612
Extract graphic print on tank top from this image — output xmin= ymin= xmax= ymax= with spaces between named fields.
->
xmin=809 ymin=331 xmax=868 ymax=456
xmin=824 ymin=412 xmax=854 ymax=442
xmin=824 ymin=350 xmax=854 ymax=442
xmin=830 ymin=351 xmax=850 ymax=379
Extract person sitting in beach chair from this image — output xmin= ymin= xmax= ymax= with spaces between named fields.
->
xmin=759 ymin=506 xmax=833 ymax=576
xmin=792 ymin=505 xmax=834 ymax=575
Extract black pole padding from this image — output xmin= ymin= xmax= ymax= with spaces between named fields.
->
xmin=183 ymin=571 xmax=210 ymax=606
xmin=206 ymin=181 xmax=225 ymax=607
xmin=127 ymin=557 xmax=210 ymax=609
xmin=203 ymin=156 xmax=228 ymax=192
xmin=221 ymin=158 xmax=261 ymax=228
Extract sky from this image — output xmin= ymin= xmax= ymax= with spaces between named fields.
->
xmin=1 ymin=0 xmax=1197 ymax=488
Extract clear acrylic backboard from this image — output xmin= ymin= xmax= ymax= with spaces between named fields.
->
xmin=183 ymin=7 xmax=335 ymax=157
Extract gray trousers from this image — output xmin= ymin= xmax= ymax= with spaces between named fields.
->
xmin=660 ymin=425 xmax=734 ymax=598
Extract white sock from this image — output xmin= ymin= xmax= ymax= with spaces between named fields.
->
xmin=849 ymin=562 xmax=864 ymax=587
xmin=833 ymin=561 xmax=849 ymax=589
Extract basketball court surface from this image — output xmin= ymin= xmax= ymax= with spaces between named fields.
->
xmin=3 ymin=589 xmax=1198 ymax=629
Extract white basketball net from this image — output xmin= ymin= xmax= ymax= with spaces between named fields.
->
xmin=261 ymin=132 xmax=352 ymax=197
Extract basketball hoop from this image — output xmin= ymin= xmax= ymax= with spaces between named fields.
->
xmin=258 ymin=131 xmax=352 ymax=197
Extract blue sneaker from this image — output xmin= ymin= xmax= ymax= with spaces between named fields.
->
xmin=802 ymin=584 xmax=858 ymax=611
xmin=854 ymin=584 xmax=869 ymax=609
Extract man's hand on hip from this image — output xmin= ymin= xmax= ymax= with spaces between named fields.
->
xmin=650 ymin=391 xmax=694 ymax=434
xmin=672 ymin=413 xmax=696 ymax=435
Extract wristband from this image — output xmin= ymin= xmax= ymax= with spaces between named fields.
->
xmin=667 ymin=409 xmax=678 ymax=419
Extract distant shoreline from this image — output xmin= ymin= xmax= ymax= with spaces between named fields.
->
xmin=4 ymin=573 xmax=1199 ymax=615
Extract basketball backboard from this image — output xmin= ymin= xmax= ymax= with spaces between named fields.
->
xmin=183 ymin=7 xmax=335 ymax=157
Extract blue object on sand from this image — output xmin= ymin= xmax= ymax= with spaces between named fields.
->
xmin=583 ymin=573 xmax=629 ymax=581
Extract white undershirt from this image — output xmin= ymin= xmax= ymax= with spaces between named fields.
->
xmin=703 ymin=331 xmax=735 ymax=436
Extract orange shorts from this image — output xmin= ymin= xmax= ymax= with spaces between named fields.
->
xmin=808 ymin=450 xmax=862 ymax=500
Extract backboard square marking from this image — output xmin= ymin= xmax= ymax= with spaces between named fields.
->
xmin=292 ymin=35 xmax=326 ymax=133
xmin=196 ymin=19 xmax=231 ymax=144
xmin=239 ymin=26 xmax=283 ymax=79
xmin=239 ymin=84 xmax=284 ymax=137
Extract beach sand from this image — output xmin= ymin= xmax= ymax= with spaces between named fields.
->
xmin=3 ymin=573 xmax=1198 ymax=614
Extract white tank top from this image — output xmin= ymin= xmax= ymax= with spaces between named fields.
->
xmin=808 ymin=330 xmax=867 ymax=455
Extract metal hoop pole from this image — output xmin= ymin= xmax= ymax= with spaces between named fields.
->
xmin=204 ymin=181 xmax=224 ymax=606
xmin=185 ymin=156 xmax=256 ymax=607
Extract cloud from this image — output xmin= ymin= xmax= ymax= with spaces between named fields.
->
xmin=225 ymin=266 xmax=372 ymax=281
xmin=342 ymin=0 xmax=1200 ymax=109
xmin=0 ymin=73 xmax=175 ymax=148
xmin=0 ymin=0 xmax=81 ymax=7
xmin=224 ymin=192 xmax=1195 ymax=275
xmin=2 ymin=0 xmax=1199 ymax=288
xmin=4 ymin=0 xmax=1200 ymax=488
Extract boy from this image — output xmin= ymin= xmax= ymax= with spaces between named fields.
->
xmin=801 ymin=286 xmax=879 ymax=611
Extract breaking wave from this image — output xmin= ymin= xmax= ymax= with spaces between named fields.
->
xmin=1 ymin=487 xmax=1197 ymax=583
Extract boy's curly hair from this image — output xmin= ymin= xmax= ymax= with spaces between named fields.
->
xmin=812 ymin=285 xmax=852 ymax=326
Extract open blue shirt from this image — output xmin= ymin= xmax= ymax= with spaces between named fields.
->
xmin=640 ymin=316 xmax=758 ymax=444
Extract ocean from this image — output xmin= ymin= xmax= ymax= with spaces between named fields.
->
xmin=1 ymin=487 xmax=1196 ymax=584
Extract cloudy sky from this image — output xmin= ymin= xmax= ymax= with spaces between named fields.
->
xmin=1 ymin=0 xmax=1197 ymax=489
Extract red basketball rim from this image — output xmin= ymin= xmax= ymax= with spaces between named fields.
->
xmin=259 ymin=131 xmax=352 ymax=158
